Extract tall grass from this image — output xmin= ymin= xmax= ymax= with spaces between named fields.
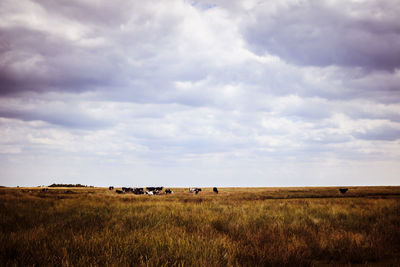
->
xmin=0 ymin=187 xmax=399 ymax=266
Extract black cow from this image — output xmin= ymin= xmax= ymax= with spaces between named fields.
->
xmin=213 ymin=187 xmax=218 ymax=194
xmin=165 ymin=189 xmax=173 ymax=194
xmin=122 ymin=187 xmax=133 ymax=193
xmin=133 ymin=188 xmax=144 ymax=195
xmin=339 ymin=188 xmax=348 ymax=194
xmin=109 ymin=186 xmax=114 ymax=190
xmin=116 ymin=190 xmax=124 ymax=194
xmin=146 ymin=187 xmax=163 ymax=191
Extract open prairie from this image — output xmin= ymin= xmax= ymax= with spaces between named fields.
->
xmin=1 ymin=186 xmax=399 ymax=266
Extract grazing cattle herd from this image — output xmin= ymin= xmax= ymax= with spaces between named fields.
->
xmin=109 ymin=187 xmax=213 ymax=195
xmin=111 ymin=187 xmax=351 ymax=195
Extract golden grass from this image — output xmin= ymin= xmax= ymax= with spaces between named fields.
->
xmin=0 ymin=186 xmax=399 ymax=266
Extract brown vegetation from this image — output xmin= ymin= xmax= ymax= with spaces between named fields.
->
xmin=0 ymin=186 xmax=399 ymax=266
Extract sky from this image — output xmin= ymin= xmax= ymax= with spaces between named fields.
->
xmin=0 ymin=0 xmax=399 ymax=187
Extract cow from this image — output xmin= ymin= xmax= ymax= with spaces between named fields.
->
xmin=189 ymin=188 xmax=202 ymax=194
xmin=109 ymin=186 xmax=114 ymax=190
xmin=152 ymin=189 xmax=161 ymax=195
xmin=145 ymin=191 xmax=154 ymax=195
xmin=165 ymin=189 xmax=173 ymax=194
xmin=146 ymin=187 xmax=163 ymax=192
xmin=133 ymin=188 xmax=144 ymax=195
xmin=213 ymin=187 xmax=218 ymax=194
xmin=145 ymin=187 xmax=163 ymax=195
xmin=116 ymin=190 xmax=124 ymax=194
xmin=339 ymin=188 xmax=348 ymax=194
xmin=122 ymin=187 xmax=133 ymax=193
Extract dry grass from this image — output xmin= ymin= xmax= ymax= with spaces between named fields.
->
xmin=0 ymin=186 xmax=399 ymax=266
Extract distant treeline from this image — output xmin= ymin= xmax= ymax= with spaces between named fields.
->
xmin=48 ymin=184 xmax=91 ymax=188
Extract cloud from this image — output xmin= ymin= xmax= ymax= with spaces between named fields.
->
xmin=243 ymin=0 xmax=400 ymax=71
xmin=0 ymin=96 xmax=113 ymax=129
xmin=353 ymin=123 xmax=400 ymax=141
xmin=0 ymin=26 xmax=123 ymax=95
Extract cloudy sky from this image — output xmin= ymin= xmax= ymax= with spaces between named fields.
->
xmin=1 ymin=0 xmax=399 ymax=187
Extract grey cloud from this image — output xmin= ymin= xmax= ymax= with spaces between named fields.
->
xmin=340 ymin=101 xmax=400 ymax=123
xmin=243 ymin=0 xmax=400 ymax=71
xmin=285 ymin=66 xmax=400 ymax=103
xmin=0 ymin=109 xmax=110 ymax=129
xmin=0 ymin=0 xmax=188 ymax=97
xmin=345 ymin=70 xmax=400 ymax=103
xmin=0 ymin=26 xmax=123 ymax=95
xmin=31 ymin=0 xmax=134 ymax=27
xmin=353 ymin=125 xmax=400 ymax=141
xmin=1 ymin=0 xmax=398 ymax=106
xmin=0 ymin=0 xmax=313 ymax=105
xmin=0 ymin=100 xmax=111 ymax=129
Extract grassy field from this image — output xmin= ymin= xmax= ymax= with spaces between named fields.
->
xmin=0 ymin=186 xmax=399 ymax=266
